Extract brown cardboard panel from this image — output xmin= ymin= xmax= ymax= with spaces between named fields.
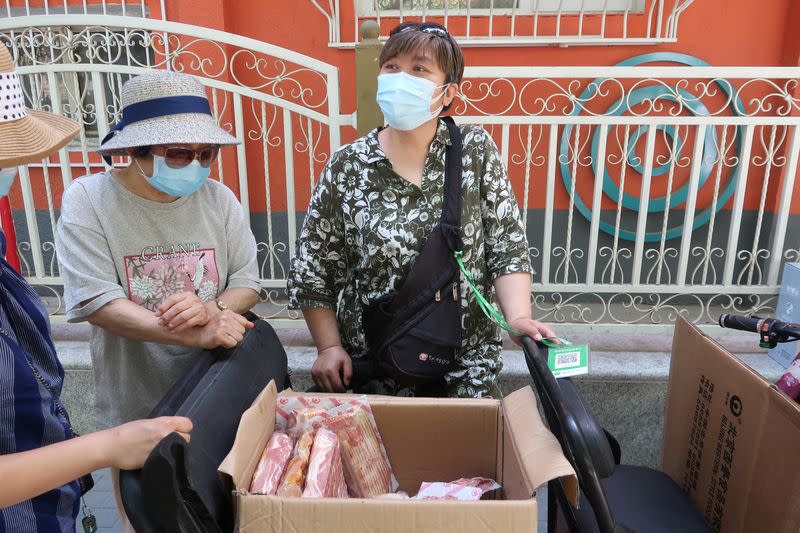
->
xmin=661 ymin=316 xmax=697 ymax=481
xmin=743 ymin=387 xmax=800 ymax=533
xmin=495 ymin=401 xmax=505 ymax=491
xmin=220 ymin=380 xmax=278 ymax=490
xmin=502 ymin=387 xmax=579 ymax=505
xmin=663 ymin=317 xmax=765 ymax=532
xmin=662 ymin=317 xmax=800 ymax=533
xmin=502 ymin=415 xmax=530 ymax=502
xmin=369 ymin=398 xmax=500 ymax=493
xmin=236 ymin=496 xmax=538 ymax=533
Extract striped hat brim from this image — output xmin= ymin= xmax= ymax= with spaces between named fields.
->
xmin=0 ymin=109 xmax=81 ymax=168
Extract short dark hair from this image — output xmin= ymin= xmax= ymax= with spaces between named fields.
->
xmin=380 ymin=23 xmax=464 ymax=112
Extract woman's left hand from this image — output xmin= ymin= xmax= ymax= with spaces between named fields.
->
xmin=506 ymin=317 xmax=557 ymax=347
xmin=156 ymin=291 xmax=210 ymax=332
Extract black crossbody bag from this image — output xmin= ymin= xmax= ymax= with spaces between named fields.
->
xmin=361 ymin=116 xmax=463 ymax=385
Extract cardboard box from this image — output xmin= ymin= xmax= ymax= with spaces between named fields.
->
xmin=769 ymin=262 xmax=800 ymax=368
xmin=220 ymin=382 xmax=578 ymax=533
xmin=662 ymin=316 xmax=800 ymax=533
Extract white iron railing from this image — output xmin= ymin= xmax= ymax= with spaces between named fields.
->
xmin=452 ymin=63 xmax=800 ymax=330
xmin=3 ymin=14 xmax=800 ymax=332
xmin=3 ymin=0 xmax=163 ymax=18
xmin=0 ymin=15 xmax=354 ymax=325
xmin=314 ymin=0 xmax=695 ymax=48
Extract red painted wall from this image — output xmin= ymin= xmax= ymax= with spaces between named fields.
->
xmin=5 ymin=0 xmax=799 ymax=217
xmin=210 ymin=0 xmax=800 ymax=216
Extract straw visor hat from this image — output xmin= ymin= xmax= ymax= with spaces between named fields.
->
xmin=97 ymin=70 xmax=239 ymax=157
xmin=0 ymin=45 xmax=81 ymax=167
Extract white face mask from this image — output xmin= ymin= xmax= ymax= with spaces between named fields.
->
xmin=0 ymin=167 xmax=17 ymax=197
xmin=376 ymin=72 xmax=448 ymax=131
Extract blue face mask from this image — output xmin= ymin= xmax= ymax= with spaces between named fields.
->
xmin=376 ymin=72 xmax=447 ymax=131
xmin=0 ymin=167 xmax=17 ymax=197
xmin=137 ymin=155 xmax=210 ymax=197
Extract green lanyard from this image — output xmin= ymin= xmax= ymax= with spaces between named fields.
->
xmin=540 ymin=337 xmax=573 ymax=347
xmin=454 ymin=251 xmax=520 ymax=335
xmin=454 ymin=251 xmax=571 ymax=346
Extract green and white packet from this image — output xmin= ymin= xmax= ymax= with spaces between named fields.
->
xmin=540 ymin=338 xmax=589 ymax=378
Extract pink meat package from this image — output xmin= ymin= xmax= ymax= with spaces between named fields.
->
xmin=326 ymin=406 xmax=395 ymax=497
xmin=412 ymin=477 xmax=502 ymax=501
xmin=302 ymin=427 xmax=348 ymax=498
xmin=249 ymin=431 xmax=293 ymax=495
xmin=275 ymin=394 xmax=399 ymax=495
xmin=276 ymin=430 xmax=315 ymax=497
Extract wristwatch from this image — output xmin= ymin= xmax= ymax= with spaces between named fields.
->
xmin=215 ymin=299 xmax=228 ymax=312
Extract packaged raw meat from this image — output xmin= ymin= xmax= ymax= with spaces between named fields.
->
xmin=275 ymin=396 xmax=367 ymax=432
xmin=274 ymin=395 xmax=399 ymax=492
xmin=249 ymin=432 xmax=293 ymax=495
xmin=276 ymin=430 xmax=314 ymax=497
xmin=302 ymin=427 xmax=348 ymax=498
xmin=325 ymin=407 xmax=393 ymax=498
xmin=413 ymin=483 xmax=484 ymax=501
xmin=287 ymin=407 xmax=327 ymax=440
xmin=327 ymin=439 xmax=348 ymax=499
xmin=412 ymin=478 xmax=502 ymax=501
xmin=449 ymin=477 xmax=503 ymax=494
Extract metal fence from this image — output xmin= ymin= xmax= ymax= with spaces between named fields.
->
xmin=3 ymin=0 xmax=163 ymax=17
xmin=315 ymin=0 xmax=696 ymax=47
xmin=453 ymin=63 xmax=800 ymax=330
xmin=0 ymin=14 xmax=354 ymax=325
xmin=2 ymin=10 xmax=800 ymax=332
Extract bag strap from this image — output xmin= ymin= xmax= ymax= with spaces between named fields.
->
xmin=440 ymin=115 xmax=463 ymax=250
xmin=382 ymin=118 xmax=464 ymax=317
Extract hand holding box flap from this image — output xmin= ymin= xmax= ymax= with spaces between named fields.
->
xmin=220 ymin=380 xmax=278 ymax=491
xmin=502 ymin=386 xmax=578 ymax=505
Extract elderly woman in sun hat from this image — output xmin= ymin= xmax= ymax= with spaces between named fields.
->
xmin=55 ymin=69 xmax=261 ymax=528
xmin=0 ymin=45 xmax=193 ymax=532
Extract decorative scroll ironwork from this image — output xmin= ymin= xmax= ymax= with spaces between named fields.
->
xmin=1 ymin=26 xmax=331 ymax=111
xmin=317 ymin=0 xmax=697 ymax=48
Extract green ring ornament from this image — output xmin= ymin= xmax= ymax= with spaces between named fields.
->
xmin=558 ymin=52 xmax=745 ymax=242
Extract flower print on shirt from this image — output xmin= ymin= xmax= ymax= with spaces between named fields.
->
xmin=124 ymin=245 xmax=220 ymax=311
xmin=197 ymin=279 xmax=219 ymax=302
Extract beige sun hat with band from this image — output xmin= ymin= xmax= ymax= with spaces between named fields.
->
xmin=0 ymin=45 xmax=81 ymax=167
xmin=97 ymin=69 xmax=239 ymax=158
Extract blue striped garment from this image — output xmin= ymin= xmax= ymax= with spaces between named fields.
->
xmin=0 ymin=230 xmax=80 ymax=532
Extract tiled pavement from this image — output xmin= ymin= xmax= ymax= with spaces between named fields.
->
xmin=77 ymin=467 xmax=549 ymax=532
xmin=78 ymin=468 xmax=123 ymax=532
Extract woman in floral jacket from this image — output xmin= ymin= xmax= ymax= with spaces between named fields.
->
xmin=289 ymin=22 xmax=555 ymax=398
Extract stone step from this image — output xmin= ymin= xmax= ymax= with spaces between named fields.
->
xmin=55 ymin=326 xmax=785 ymax=470
xmin=52 ymin=321 xmax=767 ymax=352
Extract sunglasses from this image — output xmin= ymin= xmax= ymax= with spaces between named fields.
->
xmin=151 ymin=146 xmax=220 ymax=169
xmin=393 ymin=22 xmax=450 ymax=37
